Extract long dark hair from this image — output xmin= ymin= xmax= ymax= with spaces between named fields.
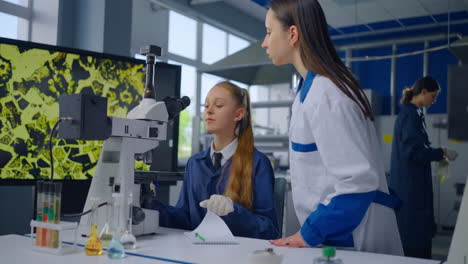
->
xmin=216 ymin=81 xmax=254 ymax=209
xmin=400 ymin=76 xmax=440 ymax=104
xmin=269 ymin=0 xmax=374 ymax=120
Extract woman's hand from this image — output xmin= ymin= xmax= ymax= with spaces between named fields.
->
xmin=443 ymin=147 xmax=458 ymax=161
xmin=269 ymin=232 xmax=309 ymax=248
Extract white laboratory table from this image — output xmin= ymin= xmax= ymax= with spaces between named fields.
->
xmin=0 ymin=227 xmax=440 ymax=264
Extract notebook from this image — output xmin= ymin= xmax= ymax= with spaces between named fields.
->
xmin=184 ymin=211 xmax=239 ymax=245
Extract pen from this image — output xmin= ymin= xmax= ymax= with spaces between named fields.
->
xmin=195 ymin=232 xmax=205 ymax=242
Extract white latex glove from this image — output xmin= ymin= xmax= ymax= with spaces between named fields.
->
xmin=199 ymin=194 xmax=234 ymax=216
xmin=444 ymin=148 xmax=458 ymax=161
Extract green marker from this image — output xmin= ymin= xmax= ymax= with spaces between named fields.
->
xmin=195 ymin=232 xmax=205 ymax=242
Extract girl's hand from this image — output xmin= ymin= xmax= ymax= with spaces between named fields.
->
xmin=199 ymin=194 xmax=234 ymax=216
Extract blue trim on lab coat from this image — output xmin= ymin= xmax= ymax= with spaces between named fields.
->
xmin=297 ymin=71 xmax=315 ymax=103
xmin=291 ymin=141 xmax=318 ymax=152
xmin=152 ymin=148 xmax=280 ymax=240
xmin=388 ymin=103 xmax=444 ymax=249
xmin=300 ymin=190 xmax=400 ymax=247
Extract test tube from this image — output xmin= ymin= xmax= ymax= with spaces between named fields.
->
xmin=52 ymin=182 xmax=62 ymax=248
xmin=53 ymin=182 xmax=62 ymax=248
xmin=54 ymin=182 xmax=62 ymax=223
xmin=35 ymin=181 xmax=43 ymax=246
xmin=47 ymin=183 xmax=56 ymax=248
xmin=41 ymin=182 xmax=49 ymax=247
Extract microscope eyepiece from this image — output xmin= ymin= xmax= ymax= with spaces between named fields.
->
xmin=163 ymin=96 xmax=191 ymax=120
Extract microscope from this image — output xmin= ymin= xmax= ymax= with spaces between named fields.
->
xmin=57 ymin=45 xmax=190 ymax=238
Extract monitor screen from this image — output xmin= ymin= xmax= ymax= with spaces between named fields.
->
xmin=448 ymin=65 xmax=468 ymax=141
xmin=0 ymin=38 xmax=179 ymax=181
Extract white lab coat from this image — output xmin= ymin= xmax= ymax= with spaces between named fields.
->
xmin=289 ymin=73 xmax=403 ymax=255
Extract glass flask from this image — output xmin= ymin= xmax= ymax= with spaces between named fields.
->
xmin=107 ymin=190 xmax=125 ymax=259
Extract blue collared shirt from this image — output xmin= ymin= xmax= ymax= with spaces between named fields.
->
xmin=152 ymin=148 xmax=280 ymax=239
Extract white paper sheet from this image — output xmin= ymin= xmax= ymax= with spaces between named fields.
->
xmin=184 ymin=211 xmax=238 ymax=245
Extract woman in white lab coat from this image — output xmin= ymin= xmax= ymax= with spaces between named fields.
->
xmin=262 ymin=0 xmax=403 ymax=255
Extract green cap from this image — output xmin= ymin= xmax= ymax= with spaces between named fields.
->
xmin=322 ymin=247 xmax=336 ymax=258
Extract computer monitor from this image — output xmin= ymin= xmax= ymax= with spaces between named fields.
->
xmin=0 ymin=37 xmax=181 ymax=216
xmin=0 ymin=37 xmax=180 ymax=182
xmin=448 ymin=65 xmax=468 ymax=141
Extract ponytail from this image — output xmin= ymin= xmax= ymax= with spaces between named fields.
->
xmin=400 ymin=88 xmax=414 ymax=104
xmin=400 ymin=76 xmax=440 ymax=104
xmin=216 ymin=81 xmax=254 ymax=209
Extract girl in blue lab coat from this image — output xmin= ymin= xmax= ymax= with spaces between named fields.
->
xmin=389 ymin=76 xmax=458 ymax=259
xmin=152 ymin=81 xmax=279 ymax=240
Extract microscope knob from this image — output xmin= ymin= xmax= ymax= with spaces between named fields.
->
xmin=132 ymin=206 xmax=146 ymax=225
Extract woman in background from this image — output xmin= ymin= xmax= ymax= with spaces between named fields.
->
xmin=389 ymin=76 xmax=458 ymax=259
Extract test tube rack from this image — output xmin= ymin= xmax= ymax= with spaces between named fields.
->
xmin=30 ymin=220 xmax=78 ymax=255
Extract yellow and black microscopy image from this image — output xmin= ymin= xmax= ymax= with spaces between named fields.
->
xmin=0 ymin=43 xmax=148 ymax=180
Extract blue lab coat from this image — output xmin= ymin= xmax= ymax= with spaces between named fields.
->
xmin=388 ymin=103 xmax=444 ymax=249
xmin=152 ymin=147 xmax=280 ymax=240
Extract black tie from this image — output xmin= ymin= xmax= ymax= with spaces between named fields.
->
xmin=213 ymin=152 xmax=223 ymax=170
xmin=418 ymin=109 xmax=427 ymax=131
